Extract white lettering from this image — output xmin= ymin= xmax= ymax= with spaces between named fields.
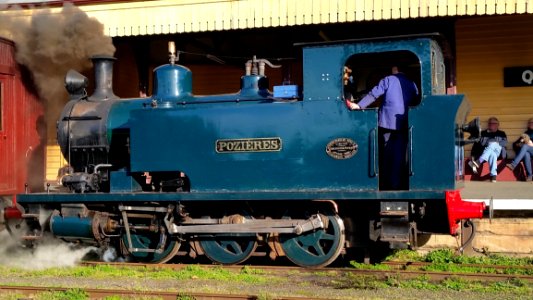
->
xmin=522 ymin=70 xmax=533 ymax=85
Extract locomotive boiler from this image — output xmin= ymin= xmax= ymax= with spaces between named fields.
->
xmin=6 ymin=35 xmax=485 ymax=267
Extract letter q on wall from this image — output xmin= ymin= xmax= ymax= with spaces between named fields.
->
xmin=504 ymin=66 xmax=533 ymax=87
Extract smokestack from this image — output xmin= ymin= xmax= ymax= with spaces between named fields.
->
xmin=88 ymin=55 xmax=118 ymax=101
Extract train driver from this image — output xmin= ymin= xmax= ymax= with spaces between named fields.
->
xmin=346 ymin=65 xmax=418 ymax=190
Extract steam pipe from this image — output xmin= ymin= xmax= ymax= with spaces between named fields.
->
xmin=244 ymin=56 xmax=282 ymax=76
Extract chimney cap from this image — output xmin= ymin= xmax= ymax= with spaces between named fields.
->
xmin=90 ymin=55 xmax=116 ymax=61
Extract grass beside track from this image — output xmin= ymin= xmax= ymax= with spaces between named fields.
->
xmin=376 ymin=249 xmax=533 ymax=275
xmin=0 ymin=264 xmax=268 ymax=284
xmin=343 ymin=249 xmax=532 ymax=295
xmin=0 ymin=249 xmax=531 ymax=299
xmin=386 ymin=249 xmax=533 ymax=266
xmin=331 ymin=272 xmax=530 ymax=294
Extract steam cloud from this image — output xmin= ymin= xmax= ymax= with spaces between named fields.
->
xmin=0 ymin=207 xmax=96 ymax=269
xmin=0 ymin=3 xmax=115 ymax=128
xmin=0 ymin=231 xmax=95 ymax=270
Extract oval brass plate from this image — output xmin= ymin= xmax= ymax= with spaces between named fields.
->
xmin=326 ymin=138 xmax=358 ymax=159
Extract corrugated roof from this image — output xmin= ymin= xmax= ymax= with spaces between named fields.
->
xmin=1 ymin=0 xmax=532 ymax=37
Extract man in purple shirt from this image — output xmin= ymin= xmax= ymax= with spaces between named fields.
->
xmin=347 ymin=66 xmax=418 ymax=190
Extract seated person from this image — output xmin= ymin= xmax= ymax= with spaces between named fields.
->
xmin=507 ymin=118 xmax=533 ymax=182
xmin=512 ymin=117 xmax=533 ymax=153
xmin=468 ymin=117 xmax=507 ymax=182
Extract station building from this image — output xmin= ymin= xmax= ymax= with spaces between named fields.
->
xmin=1 ymin=0 xmax=532 ymax=182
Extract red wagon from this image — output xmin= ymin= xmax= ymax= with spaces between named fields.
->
xmin=0 ymin=37 xmax=43 ymax=221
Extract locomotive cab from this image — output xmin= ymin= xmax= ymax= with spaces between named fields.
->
xmin=300 ymin=35 xmax=463 ymax=192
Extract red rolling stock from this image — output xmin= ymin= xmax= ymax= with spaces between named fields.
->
xmin=0 ymin=37 xmax=44 ymax=206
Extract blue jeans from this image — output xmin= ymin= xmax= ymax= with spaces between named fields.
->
xmin=512 ymin=144 xmax=533 ymax=176
xmin=480 ymin=142 xmax=502 ymax=176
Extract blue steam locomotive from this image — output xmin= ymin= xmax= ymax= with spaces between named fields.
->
xmin=8 ymin=35 xmax=485 ymax=267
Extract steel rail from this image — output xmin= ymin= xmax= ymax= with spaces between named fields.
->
xmin=81 ymin=261 xmax=533 ymax=283
xmin=383 ymin=260 xmax=533 ymax=271
xmin=0 ymin=285 xmax=317 ymax=300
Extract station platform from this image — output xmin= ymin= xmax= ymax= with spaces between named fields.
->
xmin=461 ymin=181 xmax=533 ymax=211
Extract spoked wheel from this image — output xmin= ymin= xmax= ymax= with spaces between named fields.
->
xmin=121 ymin=230 xmax=180 ymax=263
xmin=280 ymin=211 xmax=345 ymax=268
xmin=199 ymin=234 xmax=258 ymax=265
xmin=198 ymin=213 xmax=258 ymax=265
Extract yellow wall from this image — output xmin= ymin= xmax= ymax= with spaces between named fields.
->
xmin=456 ymin=14 xmax=533 ymax=157
xmin=45 ymin=145 xmax=66 ymax=182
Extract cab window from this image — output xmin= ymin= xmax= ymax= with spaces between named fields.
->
xmin=343 ymin=51 xmax=421 ymax=107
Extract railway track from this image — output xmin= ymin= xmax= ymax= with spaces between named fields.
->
xmin=383 ymin=260 xmax=533 ymax=271
xmin=0 ymin=285 xmax=311 ymax=300
xmin=1 ymin=262 xmax=530 ymax=299
xmin=81 ymin=261 xmax=533 ymax=283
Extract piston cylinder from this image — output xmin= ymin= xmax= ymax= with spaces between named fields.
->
xmin=50 ymin=215 xmax=95 ymax=241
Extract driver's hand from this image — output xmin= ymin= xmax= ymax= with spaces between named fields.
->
xmin=345 ymin=99 xmax=360 ymax=110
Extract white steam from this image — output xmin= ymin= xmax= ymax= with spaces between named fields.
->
xmin=0 ymin=209 xmax=96 ymax=270
xmin=0 ymin=230 xmax=96 ymax=270
xmin=102 ymin=247 xmax=124 ymax=262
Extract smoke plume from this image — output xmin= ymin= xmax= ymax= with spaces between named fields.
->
xmin=0 ymin=3 xmax=115 ymax=130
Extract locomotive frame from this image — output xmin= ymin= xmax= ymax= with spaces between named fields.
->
xmin=7 ymin=34 xmax=485 ymax=267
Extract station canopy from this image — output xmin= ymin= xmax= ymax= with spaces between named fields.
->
xmin=1 ymin=0 xmax=532 ymax=37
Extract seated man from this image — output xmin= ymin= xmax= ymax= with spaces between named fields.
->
xmin=468 ymin=117 xmax=507 ymax=182
xmin=507 ymin=118 xmax=533 ymax=182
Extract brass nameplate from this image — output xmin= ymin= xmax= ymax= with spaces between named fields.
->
xmin=326 ymin=138 xmax=358 ymax=159
xmin=216 ymin=137 xmax=282 ymax=153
